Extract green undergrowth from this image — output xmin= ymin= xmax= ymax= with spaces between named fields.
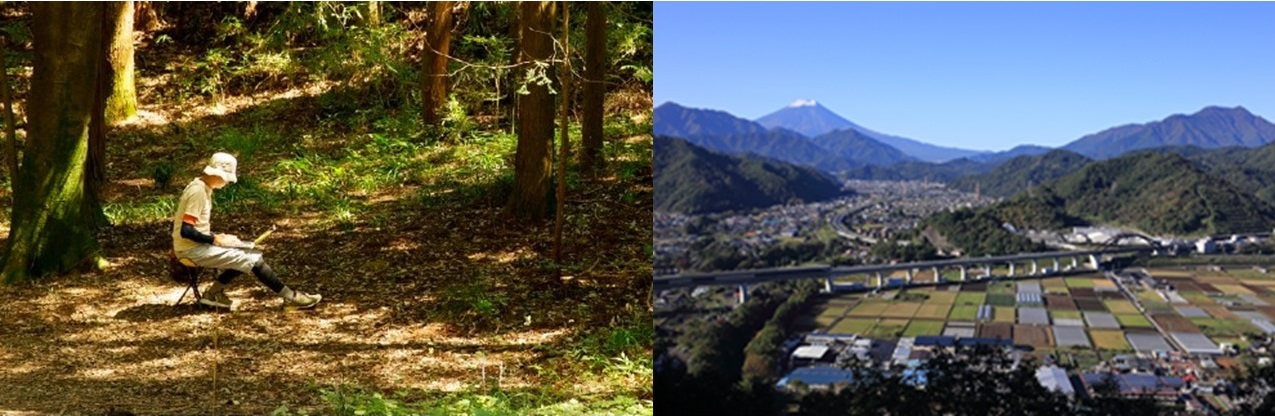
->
xmin=104 ymin=112 xmax=649 ymax=228
xmin=271 ymin=387 xmax=651 ymax=416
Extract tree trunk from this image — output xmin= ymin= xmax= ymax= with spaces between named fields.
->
xmin=553 ymin=2 xmax=570 ymax=262
xmin=579 ymin=2 xmax=606 ymax=175
xmin=104 ymin=1 xmax=136 ymax=124
xmin=420 ymin=1 xmax=455 ymax=127
xmin=506 ymin=3 xmax=522 ymax=133
xmin=87 ymin=3 xmax=121 ymax=230
xmin=508 ymin=1 xmax=556 ymax=220
xmin=0 ymin=38 xmax=18 ymax=183
xmin=367 ymin=0 xmax=380 ymax=27
xmin=134 ymin=1 xmax=162 ymax=32
xmin=244 ymin=1 xmax=259 ymax=20
xmin=3 ymin=3 xmax=105 ymax=284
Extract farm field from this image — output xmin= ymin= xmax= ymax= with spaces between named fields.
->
xmin=799 ymin=267 xmax=1275 ymax=359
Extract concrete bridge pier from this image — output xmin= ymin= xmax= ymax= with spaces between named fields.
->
xmin=960 ymin=266 xmax=968 ymax=281
xmin=1052 ymin=258 xmax=1060 ymax=271
xmin=738 ymin=284 xmax=748 ymax=304
xmin=1008 ymin=262 xmax=1016 ymax=277
xmin=906 ymin=268 xmax=915 ymax=284
xmin=876 ymin=272 xmax=884 ymax=288
xmin=1071 ymin=256 xmax=1079 ymax=269
xmin=1031 ymin=260 xmax=1039 ymax=275
xmin=1088 ymin=254 xmax=1100 ymax=270
xmin=824 ymin=277 xmax=834 ymax=293
xmin=932 ymin=267 xmax=941 ymax=282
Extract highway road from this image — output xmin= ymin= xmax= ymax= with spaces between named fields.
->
xmin=653 ymin=246 xmax=1154 ymax=290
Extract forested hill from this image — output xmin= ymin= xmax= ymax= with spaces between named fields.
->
xmin=655 ymin=136 xmax=848 ymax=214
xmin=949 ymin=149 xmax=1092 ymax=198
xmin=993 ymin=151 xmax=1275 ymax=236
xmin=1188 ymin=142 xmax=1275 ymax=207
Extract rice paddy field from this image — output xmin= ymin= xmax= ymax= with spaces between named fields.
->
xmin=802 ymin=266 xmax=1275 ymax=356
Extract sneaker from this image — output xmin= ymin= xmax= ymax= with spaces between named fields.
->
xmin=199 ymin=289 xmax=234 ymax=310
xmin=285 ymin=290 xmax=322 ymax=309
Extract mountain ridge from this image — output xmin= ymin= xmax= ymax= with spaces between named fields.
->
xmin=654 ymin=136 xmax=848 ymax=214
xmin=1062 ymin=106 xmax=1275 ymax=159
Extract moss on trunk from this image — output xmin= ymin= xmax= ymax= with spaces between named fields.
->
xmin=104 ymin=1 xmax=137 ymax=124
xmin=2 ymin=3 xmax=104 ymax=284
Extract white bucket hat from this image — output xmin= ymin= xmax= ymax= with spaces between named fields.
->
xmin=204 ymin=152 xmax=238 ymax=183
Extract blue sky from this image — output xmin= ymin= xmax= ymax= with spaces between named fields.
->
xmin=655 ymin=2 xmax=1275 ymax=151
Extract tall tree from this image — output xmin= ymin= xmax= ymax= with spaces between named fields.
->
xmin=508 ymin=1 xmax=556 ymax=220
xmin=103 ymin=1 xmax=136 ymax=124
xmin=367 ymin=0 xmax=381 ymax=27
xmin=420 ymin=1 xmax=457 ymax=126
xmin=0 ymin=37 xmax=18 ymax=183
xmin=3 ymin=3 xmax=105 ymax=284
xmin=553 ymin=2 xmax=570 ymax=262
xmin=579 ymin=2 xmax=607 ymax=174
xmin=134 ymin=1 xmax=163 ymax=32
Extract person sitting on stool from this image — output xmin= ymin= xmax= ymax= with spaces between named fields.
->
xmin=170 ymin=152 xmax=321 ymax=310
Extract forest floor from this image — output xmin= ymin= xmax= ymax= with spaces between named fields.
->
xmin=0 ymin=57 xmax=652 ymax=414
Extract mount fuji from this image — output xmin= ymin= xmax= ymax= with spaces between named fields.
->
xmin=755 ymin=100 xmax=987 ymax=163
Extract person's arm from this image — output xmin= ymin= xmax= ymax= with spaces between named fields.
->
xmin=180 ymin=215 xmax=216 ymax=245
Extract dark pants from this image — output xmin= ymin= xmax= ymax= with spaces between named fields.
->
xmin=216 ymin=259 xmax=285 ymax=293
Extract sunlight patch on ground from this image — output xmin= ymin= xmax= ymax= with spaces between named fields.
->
xmin=59 ymin=315 xmax=221 ymax=344
xmin=492 ymin=328 xmax=572 ymax=346
xmin=247 ymin=350 xmax=346 ymax=382
xmin=0 ymin=351 xmax=43 ymax=377
xmin=114 ymin=178 xmax=157 ymax=190
xmin=384 ymin=238 xmax=423 ymax=253
xmin=466 ymin=248 xmax=535 ymax=264
xmin=365 ymin=348 xmax=536 ymax=391
xmin=76 ymin=350 xmax=212 ymax=381
xmin=374 ymin=326 xmax=569 ymax=349
xmin=116 ymin=109 xmax=171 ymax=128
xmin=32 ymin=287 xmax=108 ymax=313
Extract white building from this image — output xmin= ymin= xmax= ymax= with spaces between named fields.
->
xmin=1036 ymin=366 xmax=1075 ymax=396
xmin=1196 ymin=238 xmax=1217 ymax=254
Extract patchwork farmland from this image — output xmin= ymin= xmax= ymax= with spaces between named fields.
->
xmin=803 ymin=267 xmax=1275 ymax=358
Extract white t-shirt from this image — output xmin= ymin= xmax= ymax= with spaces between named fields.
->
xmin=171 ymin=178 xmax=213 ymax=253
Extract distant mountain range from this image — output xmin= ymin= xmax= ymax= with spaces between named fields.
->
xmin=653 ymin=102 xmax=768 ymax=138
xmin=654 ymin=103 xmax=855 ymax=171
xmin=756 ymin=100 xmax=985 ymax=162
xmin=656 ymin=102 xmax=1275 ymax=228
xmin=654 ymin=102 xmax=911 ymax=169
xmin=654 ymin=136 xmax=849 ymax=214
xmin=1061 ymin=106 xmax=1275 ymax=160
xmin=949 ymin=149 xmax=1092 ymax=198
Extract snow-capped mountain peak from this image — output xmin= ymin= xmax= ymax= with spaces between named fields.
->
xmin=787 ymin=99 xmax=818 ymax=108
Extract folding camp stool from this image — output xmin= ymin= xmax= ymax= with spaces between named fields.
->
xmin=169 ymin=251 xmax=217 ymax=306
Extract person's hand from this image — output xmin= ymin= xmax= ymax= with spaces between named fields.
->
xmin=213 ymin=234 xmax=239 ymax=247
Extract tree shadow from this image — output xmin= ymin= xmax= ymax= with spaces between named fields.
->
xmin=112 ymin=302 xmax=222 ymax=322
